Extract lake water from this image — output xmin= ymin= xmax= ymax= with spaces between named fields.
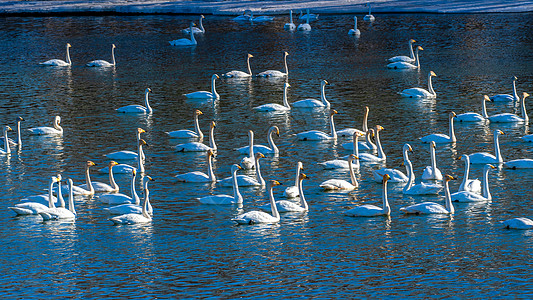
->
xmin=0 ymin=13 xmax=532 ymax=298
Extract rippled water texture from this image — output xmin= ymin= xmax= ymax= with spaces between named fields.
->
xmin=0 ymin=13 xmax=532 ymax=298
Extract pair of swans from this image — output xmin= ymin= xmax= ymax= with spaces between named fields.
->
xmin=78 ymin=160 xmax=120 ymax=194
xmin=198 ymin=164 xmax=243 ymax=205
xmin=320 ymin=154 xmax=359 ymax=190
xmin=39 ymin=176 xmax=77 ymax=221
xmin=256 ymin=52 xmax=289 ymax=78
xmin=117 ymin=88 xmax=153 ymax=114
xmin=0 ymin=116 xmax=24 ymax=151
xmin=0 ymin=126 xmax=13 ymax=155
xmin=297 ymin=109 xmax=338 ymax=141
xmin=169 ymin=22 xmax=197 ymax=46
xmin=182 ymin=15 xmax=205 ymax=34
xmin=106 ymin=128 xmax=146 ymax=162
xmin=86 ymin=44 xmax=116 ymax=67
xmin=235 ymin=126 xmax=280 ymax=155
xmin=28 ymin=116 xmax=63 ymax=135
xmin=185 ymin=74 xmax=220 ymax=100
xmin=283 ymin=162 xmax=304 ymax=198
xmin=105 ymin=173 xmax=154 ymax=217
xmin=254 ymin=83 xmax=291 ymax=111
xmin=260 ymin=173 xmax=308 ymax=213
xmin=402 ymin=148 xmax=443 ymax=195
xmin=232 ymin=180 xmax=282 ymax=225
xmin=175 ymin=149 xmax=217 ymax=183
xmin=487 ymin=92 xmax=529 ymax=123
xmin=220 ymin=153 xmax=266 ymax=187
xmin=337 ymin=106 xmax=369 ymax=137
xmin=175 ymin=121 xmax=216 ymax=152
xmin=109 ymin=176 xmax=154 ymax=224
xmin=491 ymin=76 xmax=519 ymax=102
xmin=9 ymin=176 xmax=60 ymax=215
xmin=348 ymin=16 xmax=361 ymax=36
xmin=387 ymin=46 xmax=423 ymax=69
xmin=344 ymin=174 xmax=391 ymax=218
xmin=167 ymin=110 xmax=204 ymax=139
xmin=456 ymin=155 xmax=481 ymax=193
xmin=222 ymin=54 xmax=253 ymax=78
xmin=319 ymin=132 xmax=363 ymax=170
xmin=401 ymin=71 xmax=437 ymax=99
xmin=420 ymin=112 xmax=457 ymax=144
xmin=388 ymin=39 xmax=416 ymax=63
xmin=400 ymin=175 xmax=457 ymax=214
xmin=451 ymin=164 xmax=495 ymax=202
xmin=40 ymin=43 xmax=72 ymax=66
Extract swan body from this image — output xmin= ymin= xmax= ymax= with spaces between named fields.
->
xmin=257 ymin=51 xmax=289 ymax=78
xmin=169 ymin=22 xmax=197 ymax=46
xmin=401 ymin=71 xmax=437 ymax=99
xmin=520 ymin=135 xmax=533 ymax=142
xmin=504 ymin=158 xmax=533 ymax=169
xmin=372 ymin=144 xmax=412 ymax=183
xmin=185 ymin=74 xmax=220 ymax=100
xmin=99 ymin=164 xmax=135 ymax=174
xmin=400 ymin=175 xmax=456 ymax=214
xmin=469 ymin=130 xmax=504 ymax=164
xmin=403 ymin=158 xmax=442 ymax=195
xmin=233 ymin=10 xmax=252 ymax=21
xmin=457 ymin=155 xmax=481 ymax=193
xmin=176 ymin=121 xmax=216 ymax=152
xmin=388 ymin=39 xmax=416 ymax=62
xmin=198 ymin=165 xmax=243 ymax=205
xmin=261 ymin=173 xmax=308 ymax=213
xmin=223 ymin=54 xmax=253 ymax=78
xmin=40 ymin=43 xmax=71 ymax=66
xmin=422 ymin=141 xmax=443 ymax=181
xmin=337 ymin=106 xmax=369 ymax=137
xmin=345 ymin=174 xmax=392 ymax=217
xmin=28 ymin=116 xmax=63 ymax=135
xmin=387 ymin=46 xmax=422 ymax=69
xmin=117 ymin=88 xmax=153 ymax=114
xmin=502 ymin=218 xmax=533 ymax=230
xmin=348 ymin=16 xmax=361 ymax=36
xmin=254 ymin=83 xmax=291 ymax=111
xmin=182 ymin=15 xmax=205 ymax=34
xmin=232 ymin=180 xmax=281 ymax=225
xmin=358 ymin=125 xmax=386 ymax=162
xmin=176 ymin=149 xmax=216 ymax=182
xmin=240 ymin=130 xmax=256 ymax=169
xmin=39 ymin=178 xmax=76 ymax=221
xmin=109 ymin=176 xmax=153 ymax=224
xmin=456 ymin=95 xmax=490 ymax=122
xmin=10 ymin=176 xmax=58 ymax=215
xmin=236 ymin=126 xmax=280 ymax=155
xmin=284 ymin=162 xmax=303 ymax=198
xmin=297 ymin=109 xmax=338 ymax=141
xmin=490 ymin=76 xmax=519 ymax=102
xmin=320 ymin=154 xmax=359 ymax=190
xmin=320 ymin=132 xmax=362 ymax=170
xmin=284 ymin=10 xmax=296 ymax=31
xmin=105 ymin=151 xmax=137 ymax=160
xmin=292 ymin=80 xmax=330 ymax=108
xmin=488 ymin=92 xmax=529 ymax=123
xmin=0 ymin=117 xmax=24 ymax=150
xmin=86 ymin=44 xmax=116 ymax=67
xmin=363 ymin=3 xmax=375 ymax=22
xmin=167 ymin=110 xmax=204 ymax=139
xmin=451 ymin=164 xmax=495 ymax=202
xmin=105 ymin=174 xmax=153 ymax=216
xmin=420 ymin=112 xmax=457 ymax=143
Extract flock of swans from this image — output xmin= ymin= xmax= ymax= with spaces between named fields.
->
xmin=2 ymin=10 xmax=532 ymax=231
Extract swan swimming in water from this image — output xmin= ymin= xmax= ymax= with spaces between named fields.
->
xmin=297 ymin=109 xmax=338 ymax=141
xmin=86 ymin=44 xmax=116 ymax=67
xmin=420 ymin=112 xmax=457 ymax=144
xmin=175 ymin=121 xmax=217 ymax=152
xmin=292 ymin=80 xmax=330 ymax=108
xmin=101 ymin=169 xmax=141 ymax=206
xmin=388 ymin=39 xmax=416 ymax=63
xmin=337 ymin=106 xmax=369 ymax=137
xmin=402 ymin=157 xmax=442 ymax=195
xmin=502 ymin=217 xmax=533 ymax=230
xmin=40 ymin=178 xmax=77 ymax=221
xmin=79 ymin=161 xmax=120 ymax=193
xmin=260 ymin=173 xmax=308 ymax=213
xmin=297 ymin=13 xmax=311 ymax=31
xmin=175 ymin=149 xmax=217 ymax=183
xmin=468 ymin=130 xmax=504 ymax=164
xmin=283 ymin=162 xmax=303 ymax=198
xmin=451 ymin=164 xmax=495 ymax=202
xmin=9 ymin=176 xmax=59 ymax=215
xmin=182 ymin=15 xmax=205 ymax=34
xmin=257 ymin=52 xmax=289 ymax=78
xmin=231 ymin=180 xmax=281 ymax=225
xmin=40 ymin=43 xmax=72 ymax=66
xmin=456 ymin=155 xmax=481 ymax=194
xmin=105 ymin=171 xmax=155 ymax=216
xmin=490 ymin=76 xmax=519 ymax=102
xmin=284 ymin=10 xmax=296 ymax=31
xmin=400 ymin=175 xmax=457 ymax=214
xmin=254 ymin=83 xmax=291 ymax=112
xmin=363 ymin=3 xmax=375 ymax=22
xmin=319 ymin=154 xmax=359 ymax=190
xmin=169 ymin=22 xmax=197 ymax=46
xmin=344 ymin=174 xmax=393 ymax=217
xmin=198 ymin=164 xmax=243 ymax=205
xmin=0 ymin=126 xmax=12 ymax=155
xmin=456 ymin=95 xmax=490 ymax=122
xmin=184 ymin=74 xmax=220 ymax=100
xmin=348 ymin=16 xmax=361 ymax=36
xmin=372 ymin=144 xmax=412 ymax=183
xmin=167 ymin=110 xmax=204 ymax=139
xmin=319 ymin=132 xmax=363 ymax=170
xmin=488 ymin=92 xmax=529 ymax=123
xmin=358 ymin=125 xmax=386 ymax=162
xmin=109 ymin=176 xmax=154 ymax=224
xmin=387 ymin=46 xmax=422 ymax=69
xmin=342 ymin=128 xmax=376 ymax=151
xmin=422 ymin=141 xmax=443 ymax=181
xmin=240 ymin=130 xmax=256 ymax=169
xmin=116 ymin=88 xmax=153 ymax=114
xmin=222 ymin=54 xmax=253 ymax=78
xmin=0 ymin=116 xmax=24 ymax=150
xmin=298 ymin=9 xmax=318 ymax=22
xmin=401 ymin=71 xmax=437 ymax=99
xmin=219 ymin=153 xmax=265 ymax=187
xmin=106 ymin=129 xmax=146 ymax=161
xmin=28 ymin=116 xmax=63 ymax=135
xmin=235 ymin=126 xmax=280 ymax=155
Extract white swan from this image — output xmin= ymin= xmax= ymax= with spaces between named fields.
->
xmin=184 ymin=74 xmax=220 ymax=100
xmin=116 ymin=88 xmax=153 ymax=114
xmin=403 ymin=158 xmax=442 ymax=195
xmin=420 ymin=112 xmax=457 ymax=143
xmin=86 ymin=44 xmax=116 ymax=67
xmin=400 ymin=175 xmax=457 ymax=214
xmin=233 ymin=10 xmax=252 ymax=21
xmin=358 ymin=125 xmax=386 ymax=162
xmin=175 ymin=149 xmax=216 ymax=182
xmin=239 ymin=130 xmax=256 ymax=169
xmin=457 ymin=155 xmax=481 ymax=193
xmin=488 ymin=92 xmax=529 ymax=123
xmin=167 ymin=110 xmax=204 ymax=139
xmin=284 ymin=10 xmax=296 ymax=31
xmin=254 ymin=83 xmax=291 ymax=111
xmin=40 ymin=43 xmax=71 ymax=66
xmin=491 ymin=76 xmax=519 ymax=102
xmin=320 ymin=132 xmax=363 ymax=169
xmin=53 ymin=161 xmax=95 ymax=196
xmin=451 ymin=164 xmax=495 ymax=202
xmin=345 ymin=174 xmax=393 ymax=217
xmin=9 ymin=176 xmax=58 ymax=215
xmin=298 ymin=9 xmax=318 ymax=21
xmin=109 ymin=176 xmax=153 ymax=224
xmin=182 ymin=15 xmax=205 ymax=34
xmin=260 ymin=173 xmax=308 ymax=213
xmin=502 ymin=218 xmax=533 ymax=230
xmin=342 ymin=128 xmax=376 ymax=151
xmin=40 ymin=178 xmax=77 ymax=221
xmin=249 ymin=11 xmax=274 ymax=22
xmin=387 ymin=46 xmax=422 ymax=69
xmin=169 ymin=22 xmax=197 ymax=46
xmin=337 ymin=106 xmax=369 ymax=137
xmin=520 ymin=134 xmax=533 ymax=142
xmin=456 ymin=95 xmax=490 ymax=122
xmin=469 ymin=130 xmax=504 ymax=164
xmin=388 ymin=39 xmax=416 ymax=63
xmin=175 ymin=121 xmax=216 ymax=152
xmin=504 ymin=158 xmax=533 ymax=169
xmin=0 ymin=126 xmax=12 ymax=155
xmin=99 ymin=169 xmax=140 ymax=204
xmin=222 ymin=54 xmax=253 ymax=78
xmin=0 ymin=116 xmax=24 ymax=149
xmin=198 ymin=164 xmax=243 ymax=204
xmin=320 ymin=154 xmax=359 ymax=190
xmin=401 ymin=71 xmax=437 ymax=99
xmin=105 ymin=172 xmax=154 ymax=216
xmin=297 ymin=13 xmax=311 ymax=31
xmin=219 ymin=153 xmax=265 ymax=187
xmin=372 ymin=144 xmax=411 ymax=183
xmin=348 ymin=16 xmax=361 ymax=36
xmin=231 ymin=180 xmax=281 ymax=225
xmin=283 ymin=162 xmax=303 ymax=198
xmin=422 ymin=141 xmax=443 ymax=181
xmin=106 ymin=128 xmax=146 ymax=161
xmin=292 ymin=80 xmax=330 ymax=108
xmin=80 ymin=161 xmax=119 ymax=193
xmin=236 ymin=126 xmax=280 ymax=155
xmin=297 ymin=109 xmax=338 ymax=141
xmin=257 ymin=52 xmax=289 ymax=78
xmin=363 ymin=3 xmax=375 ymax=22
xmin=28 ymin=116 xmax=63 ymax=135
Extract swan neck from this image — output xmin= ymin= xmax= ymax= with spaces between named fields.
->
xmin=17 ymin=120 xmax=22 ymax=149
xmin=85 ymin=165 xmax=94 ymax=194
xmin=255 ymin=157 xmax=265 ymax=186
xmin=321 ymin=83 xmax=330 ymax=107
xmin=290 ymin=10 xmax=293 ymax=23
xmin=294 ymin=164 xmax=301 ymax=187
xmin=449 ymin=115 xmax=456 ymax=142
xmin=329 ymin=113 xmax=337 ymax=139
xmin=348 ymin=159 xmax=358 ymax=187
xmin=3 ymin=129 xmax=10 ymax=154
xmin=430 ymin=145 xmax=437 ymax=170
xmin=68 ymin=181 xmax=76 ymax=215
xmin=375 ymin=130 xmax=385 ymax=159
xmin=207 ymin=154 xmax=216 ymax=182
xmin=248 ymin=133 xmax=254 ymax=163
xmin=66 ymin=45 xmax=71 ymax=65
xmin=138 ymin=144 xmax=145 ymax=173
xmin=382 ymin=179 xmax=390 ymax=214
xmin=246 ymin=55 xmax=252 ymax=76
xmin=482 ymin=97 xmax=489 ymax=118
xmin=298 ymin=178 xmax=308 ymax=210
xmin=403 ymin=159 xmax=414 ymax=193
xmin=48 ymin=179 xmax=56 ymax=209
xmin=232 ymin=168 xmax=242 ymax=203
xmin=194 ymin=114 xmax=204 ymax=139
xmin=282 ymin=85 xmax=290 ymax=108
xmin=108 ymin=166 xmax=118 ymax=191
xmin=209 ymin=125 xmax=217 ymax=150
xmin=111 ymin=45 xmax=116 ymax=66
xmin=267 ymin=129 xmax=279 ymax=154
xmin=482 ymin=167 xmax=491 ymax=199
xmin=190 ymin=23 xmax=196 ymax=43
xmin=520 ymin=95 xmax=528 ymax=123
xmin=144 ymin=91 xmax=152 ymax=113
xmin=408 ymin=40 xmax=415 ymax=59
xmin=199 ymin=17 xmax=205 ymax=32
xmin=283 ymin=54 xmax=289 ymax=76
xmin=494 ymin=133 xmax=502 ymax=163
xmin=512 ymin=79 xmax=518 ymax=101
xmin=142 ymin=180 xmax=151 ymax=219
xmin=353 ymin=134 xmax=360 ymax=157
xmin=362 ymin=108 xmax=369 ymax=132
xmin=211 ymin=76 xmax=219 ymax=99
xmin=460 ymin=158 xmax=470 ymax=190
xmin=57 ymin=180 xmax=65 ymax=208
xmin=428 ymin=73 xmax=436 ymax=96
xmin=444 ymin=180 xmax=454 ymax=214
xmin=415 ymin=48 xmax=420 ymax=68
xmin=131 ymin=172 xmax=139 ymax=205
xmin=268 ymin=185 xmax=280 ymax=219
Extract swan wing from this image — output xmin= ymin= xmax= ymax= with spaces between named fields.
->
xmin=166 ymin=129 xmax=200 ymax=138
xmin=468 ymin=153 xmax=497 ymax=164
xmin=40 ymin=59 xmax=69 ymax=66
xmin=456 ymin=112 xmax=485 ymax=122
xmin=175 ymin=142 xmax=211 ymax=152
xmin=175 ymin=171 xmax=210 ymax=183
xmin=110 ymin=213 xmax=151 ymax=224
xmin=232 ymin=210 xmax=278 ymax=224
xmin=104 ymin=204 xmax=142 ymax=215
xmin=420 ymin=134 xmax=452 ymax=143
xmin=116 ymin=105 xmax=148 ymax=114
xmin=344 ymin=205 xmax=385 ymax=217
xmin=502 ymin=218 xmax=533 ymax=229
xmin=86 ymin=60 xmax=113 ymax=67
xmin=27 ymin=127 xmax=62 ymax=135
xmin=297 ymin=130 xmax=331 ymax=141
xmin=219 ymin=175 xmax=260 ymax=187
xmin=105 ymin=150 xmax=138 ymax=160
xmin=450 ymin=191 xmax=488 ymax=202
xmin=372 ymin=168 xmax=408 ymax=182
xmin=318 ymin=160 xmax=349 ymax=170
xmin=283 ymin=185 xmax=299 ymax=198
xmin=319 ymin=179 xmax=354 ymax=190
xmin=504 ymin=159 xmax=533 ymax=169
xmin=404 ymin=183 xmax=442 ymax=195
xmin=292 ymin=99 xmax=324 ymax=108
xmin=222 ymin=70 xmax=250 ymax=78
xmin=198 ymin=195 xmax=236 ymax=205
xmin=98 ymin=194 xmax=132 ymax=204
xmin=184 ymin=91 xmax=215 ymax=99
xmin=400 ymin=202 xmax=449 ymax=214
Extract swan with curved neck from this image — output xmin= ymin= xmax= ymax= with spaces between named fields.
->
xmin=80 ymin=161 xmax=120 ymax=193
xmin=348 ymin=16 xmax=361 ymax=36
xmin=0 ymin=126 xmax=12 ymax=155
xmin=337 ymin=106 xmax=369 ymax=137
xmin=422 ymin=141 xmax=443 ymax=181
xmin=488 ymin=92 xmax=529 ymax=123
xmin=175 ymin=121 xmax=216 ymax=152
xmin=86 ymin=44 xmax=116 ymax=67
xmin=236 ymin=126 xmax=280 ymax=155
xmin=403 ymin=158 xmax=442 ymax=195
xmin=104 ymin=170 xmax=147 ymax=215
xmin=457 ymin=155 xmax=481 ymax=193
xmin=284 ymin=10 xmax=296 ymax=31
xmin=260 ymin=173 xmax=309 ymax=213
xmin=28 ymin=116 xmax=63 ymax=135
xmin=292 ymin=80 xmax=330 ymax=108
xmin=175 ymin=149 xmax=216 ymax=182
xmin=254 ymin=83 xmax=291 ymax=111
xmin=283 ymin=162 xmax=303 ymax=198
xmin=456 ymin=95 xmax=491 ymax=122
xmin=388 ymin=39 xmax=416 ymax=63
xmin=232 ymin=180 xmax=281 ymax=225
xmin=451 ymin=164 xmax=495 ymax=202
xmin=40 ymin=43 xmax=71 ymax=66
xmin=109 ymin=176 xmax=154 ymax=224
xmin=372 ymin=144 xmax=411 ymax=183
xmin=257 ymin=51 xmax=289 ymax=78
xmin=363 ymin=3 xmax=375 ymax=22
xmin=401 ymin=71 xmax=437 ymax=98
xmin=297 ymin=109 xmax=338 ymax=140
xmin=320 ymin=132 xmax=364 ymax=169
xmin=320 ymin=154 xmax=359 ymax=190
xmin=469 ymin=130 xmax=504 ymax=164
xmin=223 ymin=54 xmax=253 ymax=78
xmin=167 ymin=110 xmax=204 ymax=138
xmin=39 ymin=177 xmax=77 ymax=221
xmin=116 ymin=88 xmax=152 ymax=113
xmin=491 ymin=76 xmax=519 ymax=102
xmin=220 ymin=153 xmax=266 ymax=187
xmin=169 ymin=22 xmax=197 ymax=46
xmin=420 ymin=112 xmax=457 ymax=143
xmin=358 ymin=125 xmax=386 ymax=162
xmin=400 ymin=175 xmax=457 ymax=214
xmin=9 ymin=176 xmax=59 ymax=215
xmin=185 ymin=74 xmax=220 ymax=100
xmin=345 ymin=174 xmax=393 ymax=217
xmin=183 ymin=15 xmax=205 ymax=34
xmin=199 ymin=164 xmax=243 ymax=204
xmin=387 ymin=46 xmax=422 ymax=69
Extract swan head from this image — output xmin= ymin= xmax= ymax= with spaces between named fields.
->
xmin=67 ymin=178 xmax=73 ymax=187
xmin=86 ymin=161 xmax=96 ymax=168
xmin=417 ymin=46 xmax=424 ymax=51
xmin=349 ymin=154 xmax=359 ymax=162
xmin=67 ymin=43 xmax=71 ymax=48
xmin=430 ymin=141 xmax=437 ymax=149
xmin=248 ymin=130 xmax=254 ymax=139
xmin=404 ymin=143 xmax=413 ymax=152
xmin=145 ymin=88 xmax=152 ymax=93
xmin=248 ymin=53 xmax=253 ymax=58
xmin=299 ymin=173 xmax=308 ymax=181
xmin=4 ymin=126 xmax=12 ymax=132
xmin=112 ymin=44 xmax=116 ymax=49
xmin=272 ymin=126 xmax=280 ymax=137
xmin=284 ymin=83 xmax=290 ymax=89
xmin=143 ymin=175 xmax=154 ymax=185
xmin=523 ymin=92 xmax=530 ymax=99
xmin=284 ymin=51 xmax=289 ymax=56
xmin=139 ymin=139 xmax=148 ymax=146
xmin=17 ymin=116 xmax=24 ymax=122
xmin=375 ymin=125 xmax=384 ymax=132
xmin=382 ymin=174 xmax=391 ymax=183
xmin=207 ymin=149 xmax=215 ymax=157
xmin=269 ymin=180 xmax=282 ymax=188
xmin=450 ymin=111 xmax=456 ymax=118
xmin=483 ymin=95 xmax=492 ymax=102
xmin=444 ymin=175 xmax=457 ymax=182
xmin=322 ymin=80 xmax=329 ymax=86
xmin=496 ymin=129 xmax=504 ymax=136
xmin=56 ymin=174 xmax=62 ymax=182
xmin=109 ymin=161 xmax=119 ymax=168
xmin=231 ymin=164 xmax=243 ymax=173
xmin=137 ymin=128 xmax=146 ymax=134
xmin=430 ymin=71 xmax=436 ymax=77
xmin=298 ymin=161 xmax=304 ymax=170
xmin=51 ymin=176 xmax=60 ymax=183
xmin=54 ymin=116 xmax=61 ymax=124
xmin=195 ymin=109 xmax=203 ymax=116
xmin=212 ymin=74 xmax=220 ymax=80
xmin=485 ymin=164 xmax=496 ymax=171
xmin=255 ymin=152 xmax=265 ymax=160
xmin=410 ymin=39 xmax=416 ymax=43
xmin=513 ymin=76 xmax=518 ymax=81
xmin=201 ymin=15 xmax=205 ymax=19
xmin=211 ymin=121 xmax=216 ymax=129
xmin=330 ymin=109 xmax=338 ymax=116
xmin=132 ymin=168 xmax=137 ymax=176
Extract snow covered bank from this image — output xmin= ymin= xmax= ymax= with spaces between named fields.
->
xmin=0 ymin=0 xmax=532 ymax=15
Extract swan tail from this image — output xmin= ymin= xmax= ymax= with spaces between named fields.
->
xmin=9 ymin=207 xmax=32 ymax=215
